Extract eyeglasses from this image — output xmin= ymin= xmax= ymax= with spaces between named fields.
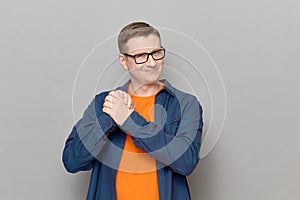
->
xmin=123 ymin=47 xmax=166 ymax=64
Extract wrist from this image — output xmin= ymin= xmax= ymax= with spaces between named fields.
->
xmin=118 ymin=108 xmax=134 ymax=126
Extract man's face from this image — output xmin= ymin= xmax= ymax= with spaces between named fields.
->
xmin=119 ymin=34 xmax=164 ymax=86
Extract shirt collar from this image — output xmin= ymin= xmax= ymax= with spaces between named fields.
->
xmin=115 ymin=79 xmax=176 ymax=97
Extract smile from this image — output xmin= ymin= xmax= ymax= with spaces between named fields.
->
xmin=143 ymin=66 xmax=159 ymax=71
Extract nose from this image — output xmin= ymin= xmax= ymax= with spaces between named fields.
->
xmin=146 ymin=55 xmax=157 ymax=67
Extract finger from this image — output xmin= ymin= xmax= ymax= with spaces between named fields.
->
xmin=102 ymin=107 xmax=112 ymax=116
xmin=111 ymin=90 xmax=127 ymax=101
xmin=106 ymin=94 xmax=122 ymax=104
xmin=123 ymin=92 xmax=129 ymax=105
xmin=104 ymin=95 xmax=113 ymax=103
xmin=126 ymin=93 xmax=132 ymax=107
xmin=103 ymin=101 xmax=113 ymax=109
xmin=108 ymin=91 xmax=118 ymax=98
xmin=116 ymin=90 xmax=130 ymax=106
xmin=119 ymin=91 xmax=130 ymax=106
xmin=110 ymin=92 xmax=120 ymax=101
xmin=124 ymin=93 xmax=134 ymax=109
xmin=128 ymin=103 xmax=135 ymax=110
xmin=115 ymin=90 xmax=124 ymax=98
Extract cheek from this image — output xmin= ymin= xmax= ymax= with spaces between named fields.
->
xmin=128 ymin=66 xmax=142 ymax=74
xmin=157 ymin=59 xmax=164 ymax=65
xmin=126 ymin=61 xmax=139 ymax=70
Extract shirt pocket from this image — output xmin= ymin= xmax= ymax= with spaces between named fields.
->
xmin=163 ymin=112 xmax=181 ymax=135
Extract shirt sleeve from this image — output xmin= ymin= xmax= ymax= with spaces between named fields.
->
xmin=62 ymin=92 xmax=117 ymax=173
xmin=120 ymin=95 xmax=203 ymax=176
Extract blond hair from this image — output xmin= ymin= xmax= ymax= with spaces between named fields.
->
xmin=118 ymin=22 xmax=161 ymax=53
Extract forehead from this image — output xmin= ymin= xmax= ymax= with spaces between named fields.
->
xmin=126 ymin=34 xmax=161 ymax=53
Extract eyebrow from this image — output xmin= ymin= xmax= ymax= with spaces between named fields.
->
xmin=128 ymin=48 xmax=162 ymax=55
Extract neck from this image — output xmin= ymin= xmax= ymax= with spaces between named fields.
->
xmin=130 ymin=81 xmax=162 ymax=97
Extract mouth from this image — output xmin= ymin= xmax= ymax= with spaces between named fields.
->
xmin=143 ymin=66 xmax=159 ymax=72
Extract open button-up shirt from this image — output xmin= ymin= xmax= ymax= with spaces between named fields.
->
xmin=62 ymin=80 xmax=203 ymax=200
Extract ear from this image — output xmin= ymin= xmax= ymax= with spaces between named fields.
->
xmin=119 ymin=54 xmax=128 ymax=70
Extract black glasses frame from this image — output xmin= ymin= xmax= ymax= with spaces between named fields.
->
xmin=123 ymin=47 xmax=166 ymax=64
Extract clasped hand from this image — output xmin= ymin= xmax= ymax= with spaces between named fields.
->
xmin=102 ymin=90 xmax=135 ymax=126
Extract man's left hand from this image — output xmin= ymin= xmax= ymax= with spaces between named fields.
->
xmin=102 ymin=91 xmax=134 ymax=126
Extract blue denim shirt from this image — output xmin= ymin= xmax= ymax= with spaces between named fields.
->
xmin=62 ymin=80 xmax=203 ymax=200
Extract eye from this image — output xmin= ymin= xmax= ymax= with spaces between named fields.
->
xmin=135 ymin=53 xmax=148 ymax=60
xmin=152 ymin=49 xmax=163 ymax=57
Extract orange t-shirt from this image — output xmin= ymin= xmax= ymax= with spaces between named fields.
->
xmin=116 ymin=84 xmax=164 ymax=200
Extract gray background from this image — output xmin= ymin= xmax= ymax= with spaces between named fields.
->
xmin=1 ymin=0 xmax=299 ymax=199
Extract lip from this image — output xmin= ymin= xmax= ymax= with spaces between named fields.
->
xmin=143 ymin=69 xmax=158 ymax=73
xmin=143 ymin=66 xmax=159 ymax=72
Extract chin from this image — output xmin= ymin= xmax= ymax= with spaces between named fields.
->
xmin=145 ymin=79 xmax=160 ymax=84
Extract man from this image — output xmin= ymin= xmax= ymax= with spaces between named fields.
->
xmin=63 ymin=22 xmax=203 ymax=200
